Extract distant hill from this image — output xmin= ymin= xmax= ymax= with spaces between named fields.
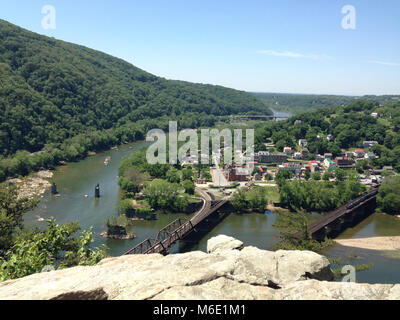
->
xmin=252 ymin=92 xmax=400 ymax=115
xmin=0 ymin=19 xmax=271 ymax=157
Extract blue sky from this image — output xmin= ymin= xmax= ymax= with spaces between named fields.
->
xmin=1 ymin=0 xmax=399 ymax=95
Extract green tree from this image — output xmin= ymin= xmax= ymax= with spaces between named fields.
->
xmin=247 ymin=187 xmax=267 ymax=212
xmin=182 ymin=180 xmax=195 ymax=195
xmin=312 ymin=172 xmax=321 ymax=181
xmin=181 ymin=168 xmax=193 ymax=181
xmin=322 ymin=171 xmax=331 ymax=181
xmin=335 ymin=168 xmax=346 ymax=181
xmin=0 ymin=219 xmax=107 ymax=281
xmin=377 ymin=176 xmax=400 ymax=215
xmin=166 ymin=168 xmax=181 ymax=184
xmin=144 ymin=179 xmax=187 ymax=212
xmin=0 ymin=186 xmax=39 ymax=256
xmin=231 ymin=188 xmax=248 ymax=211
xmin=273 ymin=211 xmax=333 ymax=252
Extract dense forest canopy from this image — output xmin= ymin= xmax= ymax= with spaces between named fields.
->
xmin=0 ymin=19 xmax=271 ymax=157
xmin=252 ymin=92 xmax=400 ymax=114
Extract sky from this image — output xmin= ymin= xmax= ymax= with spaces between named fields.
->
xmin=1 ymin=0 xmax=399 ymax=96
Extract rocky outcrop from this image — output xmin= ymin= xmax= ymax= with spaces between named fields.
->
xmin=207 ymin=235 xmax=244 ymax=253
xmin=0 ymin=235 xmax=398 ymax=300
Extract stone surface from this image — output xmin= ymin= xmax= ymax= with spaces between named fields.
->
xmin=207 ymin=234 xmax=244 ymax=253
xmin=0 ymin=236 xmax=397 ymax=300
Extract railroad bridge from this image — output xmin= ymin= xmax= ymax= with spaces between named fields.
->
xmin=124 ymin=188 xmax=229 ymax=255
xmin=230 ymin=114 xmax=289 ymax=121
xmin=308 ymin=187 xmax=379 ymax=241
xmin=124 ymin=186 xmax=380 ymax=255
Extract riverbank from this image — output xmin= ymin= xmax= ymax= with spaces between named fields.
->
xmin=7 ymin=170 xmax=54 ymax=200
xmin=335 ymin=236 xmax=400 ymax=251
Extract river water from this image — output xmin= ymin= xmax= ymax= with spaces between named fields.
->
xmin=24 ymin=141 xmax=400 ymax=284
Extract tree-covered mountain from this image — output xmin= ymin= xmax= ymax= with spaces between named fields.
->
xmin=0 ymin=19 xmax=271 ymax=157
xmin=252 ymin=92 xmax=400 ymax=115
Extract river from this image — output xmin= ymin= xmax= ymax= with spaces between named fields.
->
xmin=24 ymin=142 xmax=400 ymax=284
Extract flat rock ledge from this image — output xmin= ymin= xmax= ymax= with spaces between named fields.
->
xmin=0 ymin=235 xmax=399 ymax=300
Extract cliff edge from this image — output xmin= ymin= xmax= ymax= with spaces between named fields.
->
xmin=0 ymin=235 xmax=399 ymax=300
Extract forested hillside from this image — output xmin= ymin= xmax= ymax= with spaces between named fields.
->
xmin=255 ymin=100 xmax=400 ymax=172
xmin=0 ymin=19 xmax=272 ymax=180
xmin=0 ymin=19 xmax=270 ymax=156
xmin=252 ymin=92 xmax=400 ymax=115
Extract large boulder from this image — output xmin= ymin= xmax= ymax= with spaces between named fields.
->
xmin=207 ymin=235 xmax=244 ymax=253
xmin=0 ymin=235 xmax=394 ymax=300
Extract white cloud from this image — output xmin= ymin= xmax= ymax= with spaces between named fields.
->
xmin=257 ymin=50 xmax=332 ymax=60
xmin=367 ymin=60 xmax=400 ymax=67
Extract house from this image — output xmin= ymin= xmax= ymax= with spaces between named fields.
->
xmin=354 ymin=149 xmax=366 ymax=158
xmin=323 ymin=158 xmax=337 ymax=171
xmin=293 ymin=152 xmax=302 ymax=160
xmin=371 ymin=113 xmax=379 ymax=118
xmin=277 ymin=163 xmax=303 ymax=175
xmin=196 ymin=177 xmax=207 ymax=185
xmin=298 ymin=139 xmax=308 ymax=148
xmin=327 ymin=134 xmax=334 ymax=142
xmin=335 ymin=157 xmax=355 ymax=169
xmin=363 ymin=141 xmax=379 ymax=149
xmin=307 ymin=160 xmax=320 ymax=173
xmin=301 ymin=148 xmax=309 ymax=160
xmin=294 ymin=120 xmax=302 ymax=125
xmin=225 ymin=165 xmax=249 ymax=182
xmin=283 ymin=147 xmax=292 ymax=156
xmin=316 ymin=154 xmax=325 ymax=162
xmin=324 ymin=153 xmax=333 ymax=159
xmin=255 ymin=151 xmax=287 ymax=164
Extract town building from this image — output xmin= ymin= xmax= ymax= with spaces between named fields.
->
xmin=316 ymin=154 xmax=325 ymax=162
xmin=307 ymin=160 xmax=320 ymax=173
xmin=225 ymin=165 xmax=249 ymax=182
xmin=324 ymin=153 xmax=333 ymax=159
xmin=323 ymin=158 xmax=337 ymax=171
xmin=196 ymin=177 xmax=207 ymax=185
xmin=277 ymin=163 xmax=303 ymax=175
xmin=371 ymin=113 xmax=379 ymax=118
xmin=254 ymin=151 xmax=287 ymax=164
xmin=283 ymin=147 xmax=293 ymax=156
xmin=298 ymin=139 xmax=308 ymax=148
xmin=293 ymin=152 xmax=302 ymax=160
xmin=334 ymin=157 xmax=355 ymax=169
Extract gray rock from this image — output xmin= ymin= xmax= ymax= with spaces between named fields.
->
xmin=0 ymin=235 xmax=393 ymax=300
xmin=207 ymin=235 xmax=244 ymax=253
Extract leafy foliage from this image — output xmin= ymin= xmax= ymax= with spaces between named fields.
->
xmin=279 ymin=178 xmax=367 ymax=212
xmin=0 ymin=218 xmax=107 ymax=281
xmin=0 ymin=186 xmax=38 ymax=255
xmin=231 ymin=187 xmax=268 ymax=212
xmin=273 ymin=211 xmax=333 ymax=252
xmin=377 ymin=176 xmax=400 ymax=215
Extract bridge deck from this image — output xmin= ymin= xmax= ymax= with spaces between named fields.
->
xmin=307 ymin=188 xmax=378 ymax=236
xmin=124 ymin=188 xmax=227 ymax=255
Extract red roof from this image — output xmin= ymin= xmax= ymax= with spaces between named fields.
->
xmin=355 ymin=149 xmax=365 ymax=153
